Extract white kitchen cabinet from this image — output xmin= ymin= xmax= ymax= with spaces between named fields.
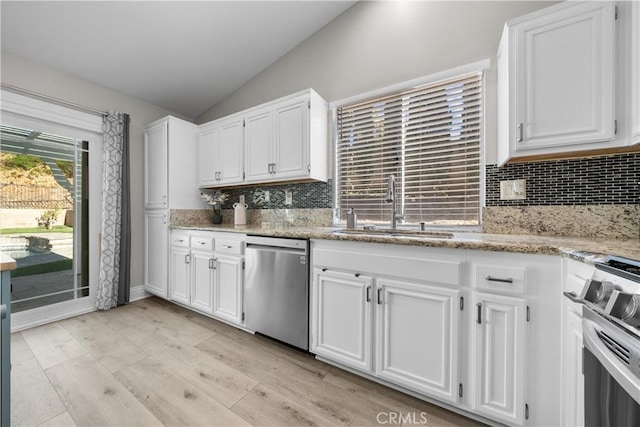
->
xmin=244 ymin=107 xmax=273 ymax=182
xmin=169 ymin=246 xmax=190 ymax=306
xmin=190 ymin=250 xmax=215 ymax=314
xmin=375 ymin=278 xmax=460 ymax=403
xmin=143 ymin=211 xmax=168 ymax=298
xmin=197 ymin=125 xmax=218 ymax=187
xmin=631 ymin=1 xmax=640 ymax=145
xmin=245 ymin=89 xmax=330 ymax=185
xmin=197 ymin=116 xmax=244 ymax=187
xmin=168 ymin=231 xmax=244 ymax=321
xmin=312 ymin=268 xmax=373 ymax=372
xmin=271 ymin=95 xmax=309 ymax=180
xmin=145 ymin=116 xmax=201 ymax=208
xmin=217 ymin=116 xmax=245 ymax=185
xmin=144 ymin=121 xmax=168 ymax=209
xmin=497 ymin=1 xmax=617 ymax=164
xmin=144 ymin=116 xmax=200 ymax=300
xmin=212 ymin=254 xmax=243 ymax=325
xmin=471 ymin=292 xmax=526 ymax=426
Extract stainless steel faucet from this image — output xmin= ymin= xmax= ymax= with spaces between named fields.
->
xmin=385 ymin=174 xmax=404 ymax=229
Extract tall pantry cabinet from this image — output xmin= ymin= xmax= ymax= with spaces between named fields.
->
xmin=144 ymin=116 xmax=201 ymax=298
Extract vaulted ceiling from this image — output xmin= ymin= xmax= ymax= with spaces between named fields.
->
xmin=1 ymin=1 xmax=356 ymax=119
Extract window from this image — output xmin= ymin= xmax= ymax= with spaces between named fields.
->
xmin=335 ymin=70 xmax=483 ymax=226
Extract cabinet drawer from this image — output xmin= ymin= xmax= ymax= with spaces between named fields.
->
xmin=171 ymin=234 xmax=190 ymax=247
xmin=474 ymin=264 xmax=526 ymax=295
xmin=191 ymin=236 xmax=213 ymax=251
xmin=215 ymin=239 xmax=243 ymax=255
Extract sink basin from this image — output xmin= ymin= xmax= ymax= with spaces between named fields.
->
xmin=331 ymin=228 xmax=454 ymax=239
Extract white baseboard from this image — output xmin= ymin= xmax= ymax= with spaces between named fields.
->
xmin=129 ymin=284 xmax=150 ymax=302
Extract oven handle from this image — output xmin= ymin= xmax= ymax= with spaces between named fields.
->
xmin=583 ymin=315 xmax=640 ymax=405
xmin=563 ymin=291 xmax=585 ymax=304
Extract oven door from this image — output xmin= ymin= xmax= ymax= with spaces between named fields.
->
xmin=582 ymin=307 xmax=640 ymax=427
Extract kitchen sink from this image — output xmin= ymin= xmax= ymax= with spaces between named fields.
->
xmin=331 ymin=228 xmax=454 ymax=239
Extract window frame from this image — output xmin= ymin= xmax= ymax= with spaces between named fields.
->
xmin=330 ymin=59 xmax=489 ymax=229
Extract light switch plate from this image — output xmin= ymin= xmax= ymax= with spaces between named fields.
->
xmin=500 ymin=179 xmax=526 ymax=200
xmin=284 ymin=189 xmax=293 ymax=205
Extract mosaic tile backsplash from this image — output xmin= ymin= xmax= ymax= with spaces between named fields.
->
xmin=486 ymin=152 xmax=640 ymax=206
xmin=202 ymin=180 xmax=333 ymax=210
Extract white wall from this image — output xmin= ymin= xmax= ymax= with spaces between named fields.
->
xmin=1 ymin=52 xmax=185 ymax=288
xmin=196 ymin=1 xmax=556 ymax=165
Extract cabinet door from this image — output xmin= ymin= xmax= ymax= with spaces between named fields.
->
xmin=144 ymin=121 xmax=168 ymax=209
xmin=311 ymin=269 xmax=373 ymax=372
xmin=472 ymin=292 xmax=526 ymax=425
xmin=213 ymin=255 xmax=243 ymax=325
xmin=190 ymin=250 xmax=214 ymax=314
xmin=198 ymin=126 xmax=219 ymax=187
xmin=632 ymin=1 xmax=640 ymax=145
xmin=218 ymin=117 xmax=245 ymax=185
xmin=244 ymin=108 xmax=273 ymax=183
xmin=515 ymin=2 xmax=615 ymax=150
xmin=273 ymin=97 xmax=309 ymax=179
xmin=144 ymin=211 xmax=168 ymax=298
xmin=376 ymin=279 xmax=460 ymax=403
xmin=561 ymin=301 xmax=584 ymax=427
xmin=170 ymin=246 xmax=190 ymax=305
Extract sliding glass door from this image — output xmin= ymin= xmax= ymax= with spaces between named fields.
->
xmin=0 ymin=125 xmax=90 ymax=312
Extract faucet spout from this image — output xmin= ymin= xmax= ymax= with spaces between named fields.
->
xmin=385 ymin=174 xmax=403 ymax=229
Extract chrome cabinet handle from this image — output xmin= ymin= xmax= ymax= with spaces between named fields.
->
xmin=185 ymin=254 xmax=190 ymax=264
xmin=1 ymin=304 xmax=6 ymax=320
xmin=366 ymin=286 xmax=371 ymax=302
xmin=377 ymin=288 xmax=383 ymax=305
xmin=222 ymin=244 xmax=232 ymax=249
xmin=485 ymin=275 xmax=513 ymax=284
xmin=209 ymin=259 xmax=214 ymax=269
xmin=476 ymin=303 xmax=482 ymax=324
xmin=517 ymin=123 xmax=523 ymax=142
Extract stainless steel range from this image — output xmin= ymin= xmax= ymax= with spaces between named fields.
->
xmin=565 ymin=256 xmax=640 ymax=426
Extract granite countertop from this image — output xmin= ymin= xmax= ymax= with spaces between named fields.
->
xmin=0 ymin=253 xmax=17 ymax=272
xmin=172 ymin=223 xmax=640 ymax=263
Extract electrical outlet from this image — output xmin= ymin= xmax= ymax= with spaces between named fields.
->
xmin=284 ymin=189 xmax=293 ymax=205
xmin=264 ymin=191 xmax=270 ymax=202
xmin=500 ymin=179 xmax=526 ymax=200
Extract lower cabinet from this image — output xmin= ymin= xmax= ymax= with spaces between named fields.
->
xmin=169 ymin=231 xmax=245 ymax=324
xmin=190 ymin=250 xmax=215 ymax=314
xmin=311 ymin=240 xmax=562 ymax=427
xmin=213 ymin=254 xmax=243 ymax=325
xmin=169 ymin=246 xmax=191 ymax=306
xmin=471 ymin=292 xmax=526 ymax=425
xmin=376 ymin=278 xmax=460 ymax=403
xmin=312 ymin=269 xmax=373 ymax=372
xmin=312 ymin=264 xmax=461 ymax=404
xmin=144 ymin=210 xmax=168 ymax=298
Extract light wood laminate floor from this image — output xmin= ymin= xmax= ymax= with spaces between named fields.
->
xmin=11 ymin=297 xmax=482 ymax=427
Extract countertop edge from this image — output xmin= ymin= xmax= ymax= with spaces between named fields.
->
xmin=0 ymin=253 xmax=17 ymax=272
xmin=171 ymin=224 xmax=638 ymax=263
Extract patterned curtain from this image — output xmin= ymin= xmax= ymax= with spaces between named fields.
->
xmin=96 ymin=112 xmax=131 ymax=310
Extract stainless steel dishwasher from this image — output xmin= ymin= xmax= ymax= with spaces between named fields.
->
xmin=245 ymin=235 xmax=309 ymax=350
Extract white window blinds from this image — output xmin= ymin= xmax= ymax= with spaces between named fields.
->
xmin=336 ymin=71 xmax=483 ymax=226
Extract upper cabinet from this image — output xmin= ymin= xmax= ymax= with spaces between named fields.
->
xmin=198 ymin=88 xmax=328 ymax=188
xmin=198 ymin=115 xmax=244 ymax=187
xmin=144 ymin=116 xmax=201 ymax=209
xmin=497 ymin=1 xmax=639 ymax=165
xmin=631 ymin=1 xmax=640 ymax=145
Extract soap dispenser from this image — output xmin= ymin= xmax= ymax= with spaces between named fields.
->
xmin=346 ymin=208 xmax=357 ymax=229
